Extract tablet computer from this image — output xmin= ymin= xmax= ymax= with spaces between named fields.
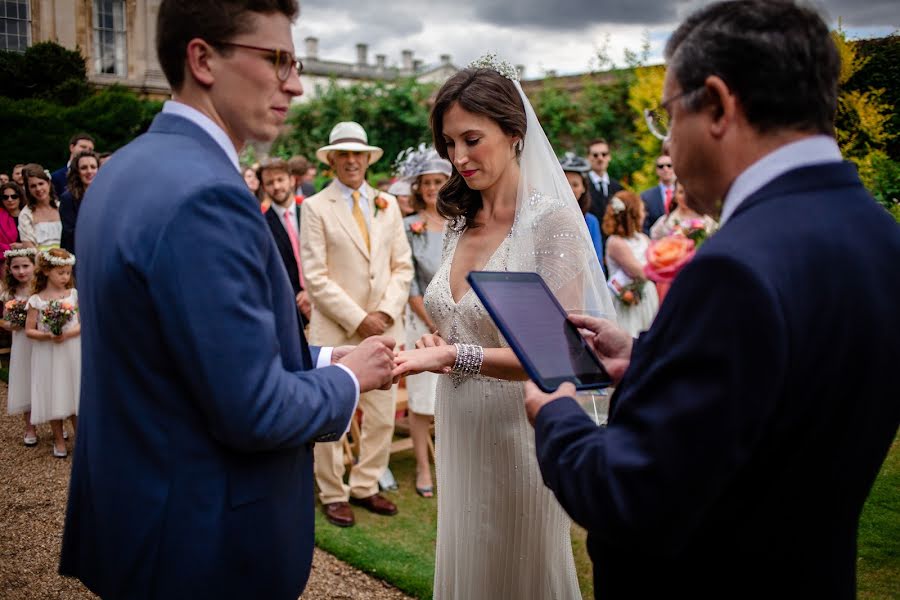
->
xmin=467 ymin=271 xmax=613 ymax=392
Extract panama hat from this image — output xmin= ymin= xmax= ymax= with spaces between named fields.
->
xmin=315 ymin=121 xmax=384 ymax=165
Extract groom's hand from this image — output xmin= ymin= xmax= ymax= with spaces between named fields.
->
xmin=524 ymin=381 xmax=576 ymax=426
xmin=338 ymin=336 xmax=396 ymax=392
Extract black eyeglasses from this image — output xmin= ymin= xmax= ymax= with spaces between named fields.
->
xmin=217 ymin=42 xmax=303 ymax=81
xmin=591 ymin=151 xmax=610 ymax=158
xmin=656 ymin=163 xmax=673 ymax=169
xmin=2 ymin=193 xmax=19 ymax=200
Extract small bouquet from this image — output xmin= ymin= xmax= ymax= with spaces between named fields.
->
xmin=374 ymin=194 xmax=389 ymax=217
xmin=607 ymin=269 xmax=645 ymax=307
xmin=41 ymin=300 xmax=77 ymax=336
xmin=3 ymin=299 xmax=27 ymax=328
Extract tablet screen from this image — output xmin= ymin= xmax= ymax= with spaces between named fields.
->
xmin=468 ymin=272 xmax=611 ymax=390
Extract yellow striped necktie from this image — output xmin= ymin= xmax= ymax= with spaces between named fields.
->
xmin=351 ymin=190 xmax=370 ymax=250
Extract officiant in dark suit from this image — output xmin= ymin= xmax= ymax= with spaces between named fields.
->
xmin=525 ymin=1 xmax=900 ymax=598
xmin=261 ymin=157 xmax=310 ymax=324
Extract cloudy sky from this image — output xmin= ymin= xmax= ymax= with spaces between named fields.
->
xmin=292 ymin=0 xmax=897 ymax=79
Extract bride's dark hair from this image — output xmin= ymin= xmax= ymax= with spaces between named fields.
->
xmin=430 ymin=68 xmax=526 ymax=230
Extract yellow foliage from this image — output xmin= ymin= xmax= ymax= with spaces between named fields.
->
xmin=832 ymin=28 xmax=896 ymax=192
xmin=627 ymin=65 xmax=666 ymax=191
xmin=831 ymin=28 xmax=869 ymax=86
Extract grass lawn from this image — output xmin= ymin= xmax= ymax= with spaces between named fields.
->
xmin=316 ymin=433 xmax=899 ymax=599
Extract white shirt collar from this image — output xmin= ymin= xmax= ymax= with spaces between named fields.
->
xmin=277 ymin=202 xmax=296 ymax=221
xmin=334 ymin=179 xmax=368 ymax=202
xmin=719 ymin=135 xmax=842 ymax=225
xmin=589 ymin=171 xmax=608 ymax=186
xmin=162 ymin=100 xmax=241 ymax=172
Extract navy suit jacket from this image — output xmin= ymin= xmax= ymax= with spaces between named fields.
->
xmin=587 ymin=175 xmax=623 ymax=227
xmin=265 ymin=202 xmax=304 ymax=297
xmin=60 ymin=113 xmax=357 ymax=600
xmin=51 ymin=164 xmax=68 ymax=198
xmin=535 ymin=162 xmax=900 ymax=598
xmin=59 ymin=190 xmax=78 ymax=254
xmin=639 ymin=185 xmax=667 ymax=235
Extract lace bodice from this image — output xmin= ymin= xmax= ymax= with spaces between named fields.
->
xmin=424 ymin=190 xmax=612 ymax=351
xmin=424 ymin=225 xmax=510 ymax=351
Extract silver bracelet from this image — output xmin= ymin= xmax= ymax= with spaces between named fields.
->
xmin=450 ymin=343 xmax=484 ymax=386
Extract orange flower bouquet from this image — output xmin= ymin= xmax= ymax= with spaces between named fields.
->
xmin=644 ymin=235 xmax=696 ymax=285
xmin=644 ymin=234 xmax=697 ymax=304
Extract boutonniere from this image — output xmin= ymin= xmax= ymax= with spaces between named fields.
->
xmin=409 ymin=220 xmax=426 ymax=236
xmin=374 ymin=194 xmax=389 ymax=217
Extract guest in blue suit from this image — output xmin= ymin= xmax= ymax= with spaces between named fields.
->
xmin=59 ymin=2 xmax=397 ymax=599
xmin=525 ymin=2 xmax=900 ymax=598
xmin=50 ymin=133 xmax=94 ymax=198
xmin=638 ymin=154 xmax=674 ymax=235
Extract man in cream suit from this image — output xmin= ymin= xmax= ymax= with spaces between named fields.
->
xmin=302 ymin=122 xmax=414 ymax=527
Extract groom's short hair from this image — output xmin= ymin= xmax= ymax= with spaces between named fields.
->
xmin=157 ymin=0 xmax=299 ymax=91
xmin=664 ymin=0 xmax=839 ymax=136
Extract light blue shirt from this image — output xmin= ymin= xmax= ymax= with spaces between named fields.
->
xmin=161 ymin=100 xmax=360 ymax=420
xmin=720 ymin=135 xmax=842 ymax=225
xmin=334 ymin=179 xmax=371 ymax=227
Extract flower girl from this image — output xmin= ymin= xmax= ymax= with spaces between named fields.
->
xmin=1 ymin=245 xmax=37 ymax=445
xmin=25 ymin=248 xmax=80 ymax=457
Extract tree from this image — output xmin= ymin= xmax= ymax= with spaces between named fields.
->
xmin=272 ymin=78 xmax=435 ymax=179
xmin=625 ymin=65 xmax=666 ymax=191
xmin=832 ymin=28 xmax=898 ymax=208
xmin=0 ymin=42 xmax=90 ymax=105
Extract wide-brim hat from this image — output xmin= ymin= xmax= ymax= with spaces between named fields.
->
xmin=316 ymin=121 xmax=383 ymax=165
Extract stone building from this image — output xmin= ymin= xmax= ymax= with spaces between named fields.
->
xmin=1 ymin=0 xmax=170 ymax=99
xmin=299 ymin=37 xmax=459 ymax=102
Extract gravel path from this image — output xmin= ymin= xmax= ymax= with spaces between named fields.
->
xmin=0 ymin=382 xmax=412 ymax=600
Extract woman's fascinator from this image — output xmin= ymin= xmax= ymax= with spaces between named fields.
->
xmin=394 ymin=143 xmax=452 ymax=182
xmin=558 ymin=152 xmax=591 ymax=174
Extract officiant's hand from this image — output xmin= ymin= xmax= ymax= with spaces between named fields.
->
xmin=339 ymin=336 xmax=397 ymax=392
xmin=524 ymin=381 xmax=576 ymax=426
xmin=568 ymin=314 xmax=632 ymax=385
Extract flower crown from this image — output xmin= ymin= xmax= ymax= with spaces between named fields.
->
xmin=468 ymin=52 xmax=519 ymax=81
xmin=4 ymin=247 xmax=37 ymax=259
xmin=611 ymin=197 xmax=626 ymax=214
xmin=40 ymin=250 xmax=76 ymax=267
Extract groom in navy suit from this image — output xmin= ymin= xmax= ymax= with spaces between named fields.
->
xmin=525 ymin=2 xmax=900 ymax=598
xmin=59 ymin=1 xmax=396 ymax=599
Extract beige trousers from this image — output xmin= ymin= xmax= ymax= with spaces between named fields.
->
xmin=314 ymin=384 xmax=396 ymax=504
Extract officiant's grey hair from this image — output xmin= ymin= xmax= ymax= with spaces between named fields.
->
xmin=664 ymin=0 xmax=840 ymax=136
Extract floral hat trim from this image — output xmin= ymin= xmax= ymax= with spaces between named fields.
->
xmin=4 ymin=247 xmax=37 ymax=259
xmin=40 ymin=250 xmax=76 ymax=266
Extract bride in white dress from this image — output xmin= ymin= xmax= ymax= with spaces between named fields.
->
xmin=394 ymin=55 xmax=616 ymax=599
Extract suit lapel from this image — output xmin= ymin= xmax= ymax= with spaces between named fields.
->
xmin=326 ymin=182 xmax=370 ymax=259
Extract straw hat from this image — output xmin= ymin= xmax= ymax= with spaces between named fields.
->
xmin=315 ymin=121 xmax=383 ymax=165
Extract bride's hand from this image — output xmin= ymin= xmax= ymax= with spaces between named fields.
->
xmin=393 ymin=345 xmax=455 ymax=378
xmin=415 ymin=332 xmax=448 ymax=349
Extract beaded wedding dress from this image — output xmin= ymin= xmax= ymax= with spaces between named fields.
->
xmin=425 ymin=202 xmax=587 ymax=598
xmin=423 ymin=57 xmax=615 ymax=598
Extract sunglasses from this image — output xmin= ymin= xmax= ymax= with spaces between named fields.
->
xmin=656 ymin=163 xmax=673 ymax=169
xmin=2 ymin=193 xmax=19 ymax=200
xmin=591 ymin=151 xmax=610 ymax=158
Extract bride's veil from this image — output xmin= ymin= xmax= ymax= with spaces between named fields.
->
xmin=482 ymin=60 xmax=617 ymax=322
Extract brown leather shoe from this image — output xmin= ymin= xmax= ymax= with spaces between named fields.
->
xmin=322 ymin=502 xmax=355 ymax=527
xmin=350 ymin=493 xmax=398 ymax=516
